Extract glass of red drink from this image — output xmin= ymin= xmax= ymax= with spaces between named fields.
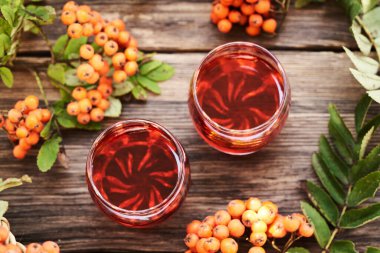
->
xmin=188 ymin=42 xmax=290 ymax=155
xmin=86 ymin=119 xmax=190 ymax=228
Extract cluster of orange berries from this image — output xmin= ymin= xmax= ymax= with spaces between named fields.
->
xmin=184 ymin=197 xmax=314 ymax=253
xmin=210 ymin=0 xmax=277 ymax=36
xmin=0 ymin=96 xmax=51 ymax=160
xmin=0 ymin=223 xmax=59 ymax=253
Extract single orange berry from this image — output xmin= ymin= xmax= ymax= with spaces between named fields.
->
xmin=124 ymin=61 xmax=138 ymax=76
xmin=217 ymin=19 xmax=232 ymax=33
xmin=113 ymin=70 xmax=127 ymax=83
xmin=63 ymin=1 xmax=78 ymax=12
xmin=124 ymin=47 xmax=138 ymax=61
xmin=210 ymin=11 xmax=221 ymax=24
xmin=72 ymin=87 xmax=88 ymax=101
xmin=97 ymin=85 xmax=113 ymax=99
xmin=93 ymin=22 xmax=103 ymax=35
xmin=26 ymin=243 xmax=43 ymax=253
xmin=77 ymin=113 xmax=90 ymax=125
xmin=8 ymin=109 xmax=22 ymax=123
xmin=77 ymin=63 xmax=95 ymax=81
xmin=25 ymin=115 xmax=40 ymax=130
xmin=213 ymin=225 xmax=229 ymax=240
xmin=203 ymin=216 xmax=216 ymax=228
xmin=4 ymin=119 xmax=16 ymax=133
xmin=14 ymin=100 xmax=27 ymax=112
xmin=41 ymin=109 xmax=52 ymax=123
xmin=76 ymin=9 xmax=91 ymax=23
xmin=25 ymin=132 xmax=40 ymax=145
xmin=242 ymin=210 xmax=259 ymax=227
xmin=268 ymin=216 xmax=286 ymax=238
xmin=292 ymin=213 xmax=307 ymax=224
xmin=104 ymin=25 xmax=119 ymax=40
xmin=249 ymin=14 xmax=263 ymax=27
xmin=16 ymin=126 xmax=29 ymax=139
xmin=255 ymin=0 xmax=271 ymax=14
xmin=241 ymin=3 xmax=255 ymax=16
xmin=246 ymin=26 xmax=261 ymax=36
xmin=251 ymin=220 xmax=267 ymax=233
xmin=249 ymin=232 xmax=267 ymax=247
xmin=246 ymin=197 xmax=262 ymax=211
xmin=98 ymin=61 xmax=110 ymax=76
xmin=97 ymin=99 xmax=110 ymax=111
xmin=85 ymin=71 xmax=100 ymax=84
xmin=227 ymin=199 xmax=246 ymax=218
xmin=104 ymin=40 xmax=119 ymax=56
xmin=67 ymin=23 xmax=83 ymax=38
xmin=19 ymin=138 xmax=31 ymax=150
xmin=42 ymin=241 xmax=60 ymax=253
xmin=220 ymin=238 xmax=238 ymax=253
xmin=118 ymin=31 xmax=131 ymax=47
xmin=87 ymin=90 xmax=102 ymax=106
xmin=128 ymin=37 xmax=138 ymax=48
xmin=197 ymin=223 xmax=213 ymax=238
xmin=196 ymin=238 xmax=208 ymax=253
xmin=298 ymin=222 xmax=314 ymax=237
xmin=25 ymin=95 xmax=39 ymax=110
xmin=95 ymin=32 xmax=108 ymax=46
xmin=99 ymin=76 xmax=112 ymax=86
xmin=33 ymin=122 xmax=44 ymax=133
xmin=111 ymin=19 xmax=126 ymax=31
xmin=80 ymin=44 xmax=95 ymax=60
xmin=257 ymin=205 xmax=275 ymax=224
xmin=262 ymin=18 xmax=277 ymax=33
xmin=89 ymin=54 xmax=105 ymax=72
xmin=61 ymin=10 xmax=76 ymax=25
xmin=213 ymin=3 xmax=229 ymax=19
xmin=227 ymin=219 xmax=245 ymax=238
xmin=262 ymin=201 xmax=278 ymax=214
xmin=232 ymin=0 xmax=244 ymax=7
xmin=78 ymin=98 xmax=93 ymax=113
xmin=112 ymin=52 xmax=126 ymax=68
xmin=248 ymin=246 xmax=266 ymax=253
xmin=67 ymin=101 xmax=80 ymax=116
xmin=184 ymin=233 xmax=199 ymax=249
xmin=215 ymin=210 xmax=231 ymax=226
xmin=0 ymin=226 xmax=9 ymax=243
xmin=82 ymin=22 xmax=94 ymax=37
xmin=204 ymin=237 xmax=221 ymax=253
xmin=187 ymin=220 xmax=202 ymax=234
xmin=228 ymin=10 xmax=241 ymax=23
xmin=13 ymin=145 xmax=27 ymax=159
xmin=284 ymin=214 xmax=301 ymax=233
xmin=29 ymin=109 xmax=43 ymax=121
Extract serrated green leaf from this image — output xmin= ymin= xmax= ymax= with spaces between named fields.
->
xmin=137 ymin=74 xmax=161 ymax=94
xmin=331 ymin=240 xmax=358 ymax=253
xmin=63 ymin=37 xmax=87 ymax=59
xmin=343 ymin=47 xmax=379 ymax=74
xmin=355 ymin=94 xmax=372 ymax=134
xmin=146 ymin=63 xmax=175 ymax=82
xmin=367 ymin=90 xmax=380 ymax=104
xmin=306 ymin=181 xmax=339 ymax=225
xmin=351 ymin=68 xmax=380 ymax=91
xmin=312 ymin=153 xmax=345 ymax=205
xmin=64 ymin=68 xmax=81 ymax=86
xmin=40 ymin=116 xmax=53 ymax=140
xmin=363 ymin=7 xmax=380 ymax=38
xmin=112 ymin=80 xmax=134 ymax=96
xmin=37 ymin=135 xmax=62 ymax=172
xmin=53 ymin=34 xmax=69 ymax=58
xmin=359 ymin=126 xmax=374 ymax=160
xmin=337 ymin=0 xmax=362 ymax=21
xmin=340 ymin=203 xmax=380 ymax=228
xmin=348 ymin=171 xmax=380 ymax=207
xmin=47 ymin=64 xmax=65 ymax=84
xmin=104 ymin=96 xmax=122 ymax=117
xmin=301 ymin=201 xmax=331 ymax=248
xmin=362 ymin=0 xmax=378 ymax=13
xmin=319 ymin=135 xmax=349 ymax=184
xmin=352 ymin=145 xmax=380 ymax=181
xmin=1 ymin=5 xmax=14 ymax=25
xmin=0 ymin=200 xmax=8 ymax=217
xmin=132 ymin=85 xmax=148 ymax=100
xmin=139 ymin=60 xmax=162 ymax=75
xmin=352 ymin=28 xmax=372 ymax=55
xmin=366 ymin=247 xmax=380 ymax=253
xmin=0 ymin=66 xmax=13 ymax=88
xmin=25 ymin=5 xmax=55 ymax=25
xmin=286 ymin=247 xmax=310 ymax=253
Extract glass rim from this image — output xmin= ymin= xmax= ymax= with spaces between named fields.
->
xmin=86 ymin=119 xmax=188 ymax=217
xmin=191 ymin=41 xmax=290 ymax=135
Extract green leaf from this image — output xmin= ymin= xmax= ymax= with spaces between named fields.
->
xmin=355 ymin=93 xmax=372 ymax=133
xmin=352 ymin=26 xmax=372 ymax=55
xmin=0 ymin=66 xmax=13 ymax=88
xmin=352 ymin=145 xmax=380 ymax=182
xmin=319 ymin=135 xmax=349 ymax=184
xmin=47 ymin=64 xmax=65 ymax=84
xmin=146 ymin=63 xmax=175 ymax=82
xmin=0 ymin=175 xmax=32 ymax=192
xmin=312 ymin=153 xmax=345 ymax=205
xmin=306 ymin=181 xmax=339 ymax=225
xmin=137 ymin=74 xmax=161 ymax=94
xmin=139 ymin=60 xmax=163 ymax=75
xmin=64 ymin=68 xmax=81 ymax=86
xmin=366 ymin=247 xmax=380 ymax=253
xmin=301 ymin=201 xmax=331 ymax=248
xmin=363 ymin=7 xmax=380 ymax=38
xmin=348 ymin=171 xmax=380 ymax=207
xmin=351 ymin=69 xmax=380 ymax=90
xmin=367 ymin=90 xmax=380 ymax=104
xmin=331 ymin=240 xmax=358 ymax=253
xmin=337 ymin=0 xmax=362 ymax=21
xmin=40 ymin=116 xmax=53 ymax=140
xmin=359 ymin=113 xmax=380 ymax=139
xmin=132 ymin=85 xmax=148 ymax=100
xmin=362 ymin=0 xmax=378 ymax=13
xmin=343 ymin=47 xmax=379 ymax=74
xmin=359 ymin=126 xmax=374 ymax=160
xmin=112 ymin=80 xmax=134 ymax=97
xmin=0 ymin=17 xmax=11 ymax=36
xmin=287 ymin=247 xmax=310 ymax=253
xmin=25 ymin=5 xmax=55 ymax=25
xmin=0 ymin=200 xmax=8 ymax=217
xmin=53 ymin=34 xmax=69 ymax=58
xmin=56 ymin=111 xmax=101 ymax=130
xmin=63 ymin=37 xmax=87 ymax=59
xmin=1 ymin=5 xmax=14 ymax=25
xmin=340 ymin=203 xmax=380 ymax=228
xmin=104 ymin=96 xmax=122 ymax=117
xmin=37 ymin=135 xmax=62 ymax=172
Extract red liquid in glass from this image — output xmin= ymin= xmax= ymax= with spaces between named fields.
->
xmin=196 ymin=54 xmax=284 ymax=130
xmin=91 ymin=125 xmax=179 ymax=211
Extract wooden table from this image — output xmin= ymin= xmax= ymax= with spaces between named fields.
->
xmin=1 ymin=1 xmax=379 ymax=252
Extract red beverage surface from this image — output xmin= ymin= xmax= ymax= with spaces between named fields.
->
xmin=91 ymin=125 xmax=179 ymax=211
xmin=196 ymin=53 xmax=284 ymax=130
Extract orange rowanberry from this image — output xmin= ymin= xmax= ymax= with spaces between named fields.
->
xmin=104 ymin=40 xmax=119 ymax=56
xmin=4 ymin=119 xmax=16 ymax=133
xmin=99 ymin=76 xmax=112 ymax=86
xmin=82 ymin=22 xmax=94 ymax=37
xmin=86 ymin=71 xmax=100 ymax=84
xmin=118 ymin=31 xmax=130 ymax=46
xmin=77 ymin=113 xmax=90 ymax=125
xmin=203 ymin=216 xmax=216 ymax=228
xmin=268 ymin=216 xmax=286 ymax=238
xmin=5 ymin=244 xmax=22 ymax=253
xmin=112 ymin=52 xmax=126 ymax=68
xmin=257 ymin=205 xmax=276 ymax=224
xmin=292 ymin=213 xmax=307 ymax=223
xmin=67 ymin=101 xmax=80 ymax=116
xmin=197 ymin=223 xmax=213 ymax=238
xmin=227 ymin=199 xmax=246 ymax=218
xmin=284 ymin=214 xmax=301 ymax=232
xmin=0 ymin=226 xmax=9 ymax=242
xmin=97 ymin=99 xmax=110 ymax=111
xmin=184 ymin=233 xmax=199 ymax=249
xmin=215 ymin=210 xmax=231 ymax=226
xmin=128 ymin=37 xmax=138 ymax=48
xmin=249 ymin=232 xmax=267 ymax=247
xmin=248 ymin=246 xmax=266 ymax=253
xmin=204 ymin=237 xmax=221 ymax=253
xmin=228 ymin=219 xmax=245 ymax=238
xmin=251 ymin=220 xmax=267 ymax=233
xmin=255 ymin=0 xmax=271 ymax=14
xmin=14 ymin=100 xmax=27 ymax=112
xmin=213 ymin=4 xmax=229 ymax=19
xmin=25 ymin=132 xmax=40 ymax=145
xmin=41 ymin=109 xmax=52 ymax=123
xmin=246 ymin=197 xmax=262 ymax=212
xmin=228 ymin=10 xmax=241 ymax=23
xmin=246 ymin=26 xmax=261 ymax=36
xmin=16 ymin=126 xmax=29 ymax=139
xmin=61 ymin=10 xmax=76 ymax=25
xmin=13 ymin=145 xmax=27 ymax=159
xmin=26 ymin=243 xmax=43 ymax=253
xmin=298 ymin=222 xmax=314 ymax=237
xmin=8 ymin=109 xmax=22 ymax=123
xmin=77 ymin=63 xmax=95 ymax=81
xmin=241 ymin=3 xmax=255 ymax=16
xmin=67 ymin=23 xmax=83 ymax=38
xmin=220 ymin=238 xmax=238 ymax=253
xmin=111 ymin=19 xmax=125 ymax=31
xmin=19 ymin=138 xmax=31 ymax=150
xmin=104 ymin=25 xmax=119 ymax=40
xmin=76 ymin=9 xmax=91 ymax=23
xmin=187 ymin=220 xmax=202 ymax=234
xmin=33 ymin=122 xmax=44 ymax=133
xmin=78 ymin=98 xmax=93 ymax=113
xmin=263 ymin=201 xmax=278 ymax=215
xmin=29 ymin=109 xmax=43 ymax=121
xmin=95 ymin=32 xmax=108 ymax=46
xmin=217 ymin=19 xmax=232 ymax=33
xmin=97 ymin=85 xmax=113 ymax=98
xmin=72 ymin=87 xmax=88 ymax=101
xmin=42 ymin=241 xmax=60 ymax=253
xmin=25 ymin=95 xmax=39 ymax=110
xmin=0 ymin=115 xmax=4 ymax=128
xmin=210 ymin=12 xmax=221 ymax=24
xmin=25 ymin=115 xmax=40 ymax=130
xmin=249 ymin=14 xmax=263 ymax=27
xmin=196 ymin=238 xmax=208 ymax=253
xmin=124 ymin=47 xmax=138 ymax=61
xmin=213 ymin=225 xmax=229 ymax=240
xmin=98 ymin=61 xmax=110 ymax=76
xmin=93 ymin=22 xmax=103 ymax=35
xmin=221 ymin=0 xmax=234 ymax=6
xmin=242 ymin=210 xmax=259 ymax=227
xmin=63 ymin=1 xmax=78 ymax=12
xmin=124 ymin=61 xmax=138 ymax=76
xmin=87 ymin=90 xmax=102 ymax=106
xmin=113 ymin=70 xmax=127 ymax=83
xmin=232 ymin=0 xmax=244 ymax=7
xmin=262 ymin=18 xmax=277 ymax=33
xmin=89 ymin=54 xmax=105 ymax=72
xmin=78 ymin=5 xmax=91 ymax=12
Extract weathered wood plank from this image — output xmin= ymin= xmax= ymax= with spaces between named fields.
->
xmin=19 ymin=0 xmax=355 ymax=53
xmin=0 ymin=52 xmax=379 ymax=252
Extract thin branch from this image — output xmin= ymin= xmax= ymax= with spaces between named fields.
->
xmin=30 ymin=70 xmax=49 ymax=107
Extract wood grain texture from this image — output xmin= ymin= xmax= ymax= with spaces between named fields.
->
xmin=18 ymin=0 xmax=355 ymax=53
xmin=0 ymin=52 xmax=379 ymax=252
